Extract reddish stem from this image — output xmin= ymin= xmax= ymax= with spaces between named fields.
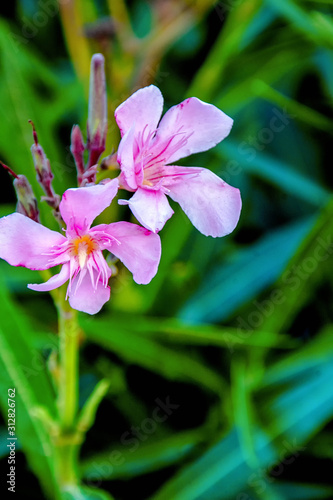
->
xmin=0 ymin=161 xmax=19 ymax=179
xmin=28 ymin=120 xmax=39 ymax=146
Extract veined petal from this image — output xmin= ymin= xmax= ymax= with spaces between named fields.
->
xmin=94 ymin=222 xmax=161 ymax=284
xmin=167 ymin=167 xmax=242 ymax=237
xmin=119 ymin=187 xmax=173 ymax=233
xmin=115 ymin=85 xmax=163 ymax=137
xmin=156 ymin=97 xmax=233 ymax=164
xmin=0 ymin=213 xmax=66 ymax=270
xmin=68 ymin=270 xmax=110 ymax=314
xmin=28 ymin=262 xmax=70 ymax=291
xmin=117 ymin=126 xmax=137 ymax=191
xmin=59 ymin=179 xmax=119 ymax=232
xmin=157 ymin=165 xmax=202 ymax=187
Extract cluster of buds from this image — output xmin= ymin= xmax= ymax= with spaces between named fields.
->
xmin=1 ymin=122 xmax=63 ymax=227
xmin=1 ymin=53 xmax=109 ymax=225
xmin=71 ymin=53 xmax=108 ymax=186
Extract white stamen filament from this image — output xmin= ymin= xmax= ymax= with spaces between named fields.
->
xmin=77 ymin=242 xmax=88 ymax=269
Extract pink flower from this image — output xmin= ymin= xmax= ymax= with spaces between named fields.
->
xmin=115 ymin=85 xmax=241 ymax=237
xmin=0 ymin=179 xmax=161 ymax=314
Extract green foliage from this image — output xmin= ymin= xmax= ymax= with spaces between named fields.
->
xmin=0 ymin=0 xmax=333 ymax=499
xmin=0 ymin=278 xmax=59 ymax=498
xmin=81 ymin=316 xmax=225 ymax=393
xmin=150 ymin=328 xmax=333 ymax=500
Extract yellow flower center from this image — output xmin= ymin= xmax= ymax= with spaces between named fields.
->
xmin=70 ymin=234 xmax=98 ymax=269
xmin=142 ymin=179 xmax=154 ymax=187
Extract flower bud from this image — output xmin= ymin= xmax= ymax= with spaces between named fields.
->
xmin=0 ymin=160 xmax=40 ymax=222
xmin=29 ymin=121 xmax=54 ymax=194
xmin=87 ymin=53 xmax=107 ymax=167
xmin=29 ymin=122 xmax=62 ymax=224
xmin=14 ymin=175 xmax=40 ymax=222
xmin=31 ymin=142 xmax=54 ymax=184
xmin=71 ymin=124 xmax=86 ymax=183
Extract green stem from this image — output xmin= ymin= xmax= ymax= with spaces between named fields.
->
xmin=58 ymin=302 xmax=79 ymax=430
xmin=55 ymin=289 xmax=81 ymax=490
xmin=55 ymin=441 xmax=80 ymax=489
xmin=52 ymin=289 xmax=111 ymax=494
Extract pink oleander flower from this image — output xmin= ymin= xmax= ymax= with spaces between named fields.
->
xmin=0 ymin=179 xmax=161 ymax=314
xmin=115 ymin=85 xmax=241 ymax=237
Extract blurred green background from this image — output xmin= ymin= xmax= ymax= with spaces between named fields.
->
xmin=1 ymin=0 xmax=333 ymax=499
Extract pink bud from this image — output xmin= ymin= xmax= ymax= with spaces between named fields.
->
xmin=29 ymin=122 xmax=62 ymax=222
xmin=1 ymin=160 xmax=39 ymax=222
xmin=29 ymin=121 xmax=54 ymax=193
xmin=71 ymin=125 xmax=86 ymax=184
xmin=87 ymin=53 xmax=107 ymax=169
xmin=14 ymin=175 xmax=40 ymax=223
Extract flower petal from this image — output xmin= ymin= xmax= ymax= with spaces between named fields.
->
xmin=68 ymin=270 xmax=110 ymax=314
xmin=119 ymin=187 xmax=174 ymax=233
xmin=0 ymin=213 xmax=66 ymax=270
xmin=115 ymin=85 xmax=163 ymax=137
xmin=94 ymin=222 xmax=161 ymax=284
xmin=59 ymin=179 xmax=119 ymax=232
xmin=155 ymin=97 xmax=233 ymax=164
xmin=117 ymin=126 xmax=137 ymax=191
xmin=167 ymin=167 xmax=242 ymax=237
xmin=158 ymin=165 xmax=202 ymax=186
xmin=28 ymin=262 xmax=70 ymax=292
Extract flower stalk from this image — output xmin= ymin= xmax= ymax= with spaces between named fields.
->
xmin=54 ymin=286 xmax=80 ymax=490
xmin=57 ymin=294 xmax=79 ymax=430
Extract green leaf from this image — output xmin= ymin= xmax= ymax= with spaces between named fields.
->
xmin=260 ymin=326 xmax=333 ymax=442
xmin=77 ymin=379 xmax=110 ymax=434
xmin=80 ymin=317 xmax=224 ymax=394
xmin=252 ymin=80 xmax=332 ymax=132
xmin=273 ymin=482 xmax=333 ymax=500
xmin=215 ymin=39 xmax=313 ymax=114
xmin=231 ymin=358 xmax=259 ymax=468
xmin=218 ymin=141 xmax=330 ymax=207
xmin=188 ymin=0 xmax=263 ymax=100
xmin=88 ymin=312 xmax=295 ymax=350
xmin=150 ymin=427 xmax=276 ymax=500
xmin=314 ymin=48 xmax=333 ymax=99
xmin=179 ymin=217 xmax=315 ymax=324
xmin=81 ymin=429 xmax=202 ymax=481
xmin=61 ymin=486 xmax=114 ymax=500
xmin=0 ymin=260 xmax=37 ymax=294
xmin=257 ymin=199 xmax=333 ymax=333
xmin=265 ymin=0 xmax=333 ymax=49
xmin=0 ymin=279 xmax=59 ymax=498
xmin=150 ymin=327 xmax=333 ymax=500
